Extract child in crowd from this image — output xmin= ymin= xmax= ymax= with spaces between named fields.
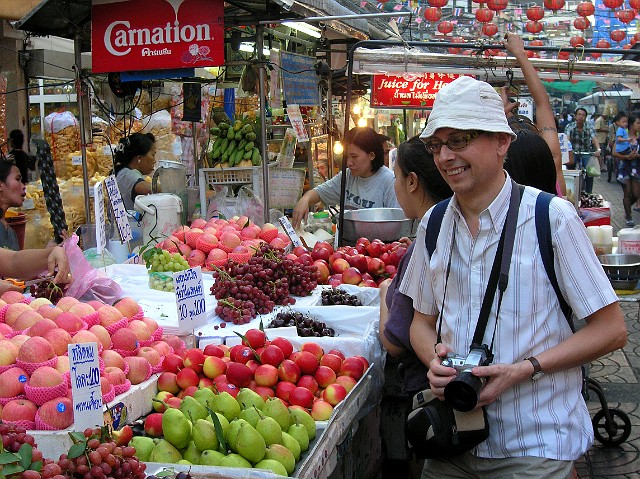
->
xmin=616 ymin=112 xmax=639 ymax=186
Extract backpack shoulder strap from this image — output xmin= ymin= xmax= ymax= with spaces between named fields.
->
xmin=535 ymin=191 xmax=574 ymax=330
xmin=425 ymin=198 xmax=451 ymax=258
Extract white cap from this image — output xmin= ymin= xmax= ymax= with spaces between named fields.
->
xmin=420 ymin=76 xmax=517 ymax=140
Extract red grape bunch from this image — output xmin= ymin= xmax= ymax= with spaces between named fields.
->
xmin=210 ymin=244 xmax=319 ymax=324
xmin=30 ymin=280 xmax=68 ymax=305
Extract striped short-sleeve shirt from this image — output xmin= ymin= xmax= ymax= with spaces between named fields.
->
xmin=399 ymin=176 xmax=618 ymax=460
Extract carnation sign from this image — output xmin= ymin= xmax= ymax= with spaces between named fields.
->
xmin=370 ymin=73 xmax=465 ymax=108
xmin=92 ymin=0 xmax=224 ymax=73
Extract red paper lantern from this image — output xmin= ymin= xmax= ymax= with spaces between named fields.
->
xmin=576 ymin=1 xmax=595 ymax=16
xmin=603 ymin=0 xmax=623 ymax=8
xmin=573 ymin=17 xmax=590 ymax=30
xmin=615 ymin=9 xmax=636 ymax=23
xmin=543 ymin=0 xmax=565 ymax=11
xmin=526 ymin=6 xmax=545 ymax=20
xmin=569 ymin=35 xmax=585 ymax=46
xmin=448 ymin=36 xmax=465 ymax=54
xmin=611 ymin=29 xmax=627 ymax=42
xmin=482 ymin=22 xmax=499 ymax=36
xmin=424 ymin=7 xmax=443 ymax=21
xmin=624 ymin=43 xmax=634 ymax=49
xmin=483 ymin=48 xmax=500 ymax=57
xmin=428 ymin=0 xmax=449 ymax=8
xmin=558 ymin=50 xmax=571 ymax=60
xmin=487 ymin=0 xmax=508 ymax=11
xmin=529 ymin=40 xmax=544 ymax=46
xmin=472 ymin=0 xmax=486 ymax=3
xmin=475 ymin=7 xmax=494 ymax=22
xmin=437 ymin=21 xmax=454 ymax=34
xmin=525 ymin=20 xmax=544 ymax=33
xmin=596 ymin=39 xmax=611 ymax=48
xmin=630 ymin=0 xmax=640 ymax=9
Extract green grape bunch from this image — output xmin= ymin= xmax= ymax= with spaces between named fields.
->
xmin=142 ymin=247 xmax=189 ymax=273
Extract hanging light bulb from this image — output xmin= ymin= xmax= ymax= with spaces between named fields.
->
xmin=357 ymin=117 xmax=368 ymax=127
xmin=353 ymin=104 xmax=362 ymax=115
xmin=333 ymin=141 xmax=344 ymax=155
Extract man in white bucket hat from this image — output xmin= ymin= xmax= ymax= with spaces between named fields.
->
xmin=400 ymin=76 xmax=626 ymax=478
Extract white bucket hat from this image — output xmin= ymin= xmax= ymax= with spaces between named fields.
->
xmin=420 ymin=76 xmax=517 ymax=140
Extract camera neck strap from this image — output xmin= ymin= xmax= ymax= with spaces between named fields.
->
xmin=436 ymin=180 xmax=523 ymax=359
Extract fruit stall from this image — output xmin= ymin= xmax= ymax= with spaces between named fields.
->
xmin=0 ymin=213 xmax=404 ymax=478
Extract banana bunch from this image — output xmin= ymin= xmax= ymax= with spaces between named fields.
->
xmin=206 ymin=117 xmax=261 ymax=168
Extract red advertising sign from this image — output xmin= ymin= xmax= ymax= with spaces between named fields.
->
xmin=91 ymin=0 xmax=224 ymax=74
xmin=371 ymin=73 xmax=466 ymax=108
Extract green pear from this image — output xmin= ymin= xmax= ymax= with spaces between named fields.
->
xmin=207 ymin=411 xmax=230 ymax=435
xmin=192 ymin=419 xmax=219 ymax=452
xmin=254 ymin=459 xmax=288 ymax=476
xmin=226 ymin=418 xmax=249 ymax=452
xmin=182 ymin=441 xmax=201 ymax=465
xmin=198 ymin=449 xmax=225 ymax=466
xmin=256 ymin=415 xmax=283 ymax=446
xmin=288 ymin=407 xmax=317 ymax=440
xmin=219 ymin=453 xmax=252 ymax=468
xmin=179 ymin=396 xmax=209 ymax=423
xmin=281 ymin=431 xmax=301 ymax=461
xmin=130 ymin=436 xmax=155 ymax=462
xmin=176 ymin=460 xmax=192 ymax=465
xmin=263 ymin=397 xmax=291 ymax=431
xmin=264 ymin=443 xmax=296 ymax=475
xmin=149 ymin=439 xmax=182 ymax=464
xmin=193 ymin=387 xmax=217 ymax=410
xmin=211 ymin=391 xmax=241 ymax=422
xmin=239 ymin=407 xmax=262 ymax=428
xmin=162 ymin=408 xmax=192 ymax=450
xmin=235 ymin=422 xmax=267 ymax=464
xmin=236 ymin=388 xmax=265 ymax=410
xmin=287 ymin=423 xmax=309 ymax=452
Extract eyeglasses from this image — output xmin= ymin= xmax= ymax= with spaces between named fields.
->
xmin=422 ymin=131 xmax=481 ymax=155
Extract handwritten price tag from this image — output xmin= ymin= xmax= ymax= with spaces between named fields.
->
xmin=173 ymin=267 xmax=207 ymax=332
xmin=94 ymin=181 xmax=107 ymax=254
xmin=278 ymin=216 xmax=303 ymax=248
xmin=68 ymin=342 xmax=103 ymax=431
xmin=286 ymin=104 xmax=309 ymax=142
xmin=105 ymin=175 xmax=133 ymax=243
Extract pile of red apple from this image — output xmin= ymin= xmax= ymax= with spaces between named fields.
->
xmin=288 ymin=238 xmax=407 ymax=288
xmin=156 ymin=216 xmax=292 ymax=270
xmin=154 ymin=329 xmax=369 ymax=421
xmin=0 ymin=293 xmax=182 ymax=431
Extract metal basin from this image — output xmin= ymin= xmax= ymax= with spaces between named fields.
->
xmin=598 ymin=254 xmax=640 ymax=290
xmin=341 ymin=208 xmax=416 ymax=243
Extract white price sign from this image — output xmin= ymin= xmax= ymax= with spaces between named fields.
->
xmin=286 ymin=104 xmax=309 ymax=142
xmin=94 ymin=181 xmax=107 ymax=254
xmin=278 ymin=216 xmax=303 ymax=248
xmin=68 ymin=342 xmax=103 ymax=431
xmin=105 ymin=175 xmax=133 ymax=243
xmin=72 ymin=155 xmax=83 ymax=166
xmin=173 ymin=267 xmax=207 ymax=332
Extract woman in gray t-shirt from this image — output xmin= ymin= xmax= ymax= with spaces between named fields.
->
xmin=291 ymin=127 xmax=399 ymax=228
xmin=114 ymin=133 xmax=157 ymax=211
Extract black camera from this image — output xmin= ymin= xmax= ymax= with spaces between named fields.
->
xmin=441 ymin=344 xmax=492 ymax=412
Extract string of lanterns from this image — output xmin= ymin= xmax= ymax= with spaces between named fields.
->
xmin=375 ymin=0 xmax=639 ymax=55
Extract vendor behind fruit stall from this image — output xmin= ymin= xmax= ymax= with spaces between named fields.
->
xmin=291 ymin=127 xmax=399 ymax=228
xmin=113 ymin=132 xmax=157 ymax=210
xmin=0 ymin=159 xmax=26 ymax=250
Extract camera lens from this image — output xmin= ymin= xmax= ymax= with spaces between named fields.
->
xmin=444 ymin=372 xmax=483 ymax=412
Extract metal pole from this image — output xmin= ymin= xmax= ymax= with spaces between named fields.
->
xmin=256 ymin=25 xmax=270 ymax=223
xmin=258 ymin=12 xmax=412 ymax=24
xmin=74 ymin=34 xmax=91 ymax=226
xmin=326 ymin=46 xmax=334 ymax=180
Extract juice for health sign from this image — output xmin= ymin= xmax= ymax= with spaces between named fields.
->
xmin=371 ymin=73 xmax=465 ymax=108
xmin=92 ymin=0 xmax=224 ymax=73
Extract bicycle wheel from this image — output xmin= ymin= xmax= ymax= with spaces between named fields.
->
xmin=592 ymin=408 xmax=632 ymax=446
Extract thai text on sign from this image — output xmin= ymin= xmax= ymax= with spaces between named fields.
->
xmin=69 ymin=342 xmax=103 ymax=431
xmin=174 ymin=266 xmax=207 ymax=332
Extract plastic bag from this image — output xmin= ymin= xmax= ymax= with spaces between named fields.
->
xmin=63 ymin=234 xmax=124 ymax=305
xmin=586 ymin=155 xmax=601 ymax=177
xmin=206 ymin=185 xmax=236 ymax=220
xmin=238 ymin=186 xmax=264 ymax=226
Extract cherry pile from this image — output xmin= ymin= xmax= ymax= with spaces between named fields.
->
xmin=30 ymin=280 xmax=68 ymax=305
xmin=321 ymin=288 xmax=363 ymax=306
xmin=211 ymin=244 xmax=319 ymax=324
xmin=268 ymin=310 xmax=336 ymax=337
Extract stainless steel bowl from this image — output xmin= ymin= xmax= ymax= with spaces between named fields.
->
xmin=341 ymin=208 xmax=416 ymax=243
xmin=598 ymin=254 xmax=640 ymax=290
